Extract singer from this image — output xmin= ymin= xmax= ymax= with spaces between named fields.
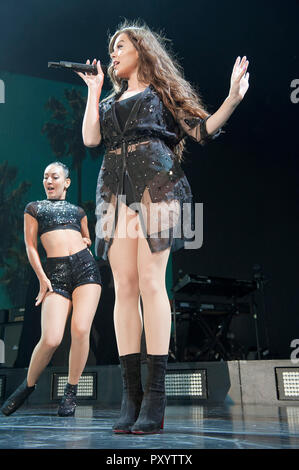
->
xmin=1 ymin=162 xmax=102 ymax=417
xmin=78 ymin=21 xmax=249 ymax=434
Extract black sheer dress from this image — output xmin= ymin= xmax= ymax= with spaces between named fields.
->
xmin=95 ymin=84 xmax=223 ymax=260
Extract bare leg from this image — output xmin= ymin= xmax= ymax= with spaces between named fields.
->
xmin=26 ymin=293 xmax=72 ymax=387
xmin=137 ymin=237 xmax=171 ymax=355
xmin=108 ymin=202 xmax=142 ymax=356
xmin=68 ymin=283 xmax=101 ymax=385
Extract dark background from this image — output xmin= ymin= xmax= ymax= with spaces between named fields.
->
xmin=0 ymin=0 xmax=298 ymax=362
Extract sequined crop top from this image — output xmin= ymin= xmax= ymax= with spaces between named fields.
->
xmin=24 ymin=199 xmax=86 ymax=237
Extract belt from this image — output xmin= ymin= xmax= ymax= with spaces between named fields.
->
xmin=107 ymin=140 xmax=150 ymax=155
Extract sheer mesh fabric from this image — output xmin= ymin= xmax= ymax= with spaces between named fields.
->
xmin=176 ymin=108 xmax=225 ymax=145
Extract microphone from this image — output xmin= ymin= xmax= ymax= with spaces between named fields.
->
xmin=48 ymin=61 xmax=107 ymax=75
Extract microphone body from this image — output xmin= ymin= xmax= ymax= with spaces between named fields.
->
xmin=48 ymin=61 xmax=107 ymax=75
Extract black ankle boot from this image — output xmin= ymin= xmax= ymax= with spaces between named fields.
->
xmin=113 ymin=353 xmax=143 ymax=433
xmin=131 ymin=354 xmax=168 ymax=435
xmin=57 ymin=382 xmax=78 ymax=417
xmin=1 ymin=378 xmax=36 ymax=416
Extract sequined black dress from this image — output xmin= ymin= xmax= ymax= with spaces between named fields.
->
xmin=95 ymin=84 xmax=223 ymax=260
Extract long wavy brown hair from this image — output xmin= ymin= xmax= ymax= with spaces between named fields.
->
xmin=105 ymin=20 xmax=210 ymax=161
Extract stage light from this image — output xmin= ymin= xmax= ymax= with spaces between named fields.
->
xmin=275 ymin=368 xmax=299 ymax=400
xmin=165 ymin=369 xmax=207 ymax=399
xmin=0 ymin=375 xmax=6 ymax=401
xmin=51 ymin=373 xmax=97 ymax=400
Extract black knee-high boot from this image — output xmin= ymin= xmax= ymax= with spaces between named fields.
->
xmin=131 ymin=354 xmax=168 ymax=434
xmin=57 ymin=383 xmax=78 ymax=417
xmin=113 ymin=353 xmax=143 ymax=433
xmin=1 ymin=379 xmax=36 ymax=416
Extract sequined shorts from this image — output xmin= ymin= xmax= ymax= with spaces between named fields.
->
xmin=44 ymin=247 xmax=102 ymax=300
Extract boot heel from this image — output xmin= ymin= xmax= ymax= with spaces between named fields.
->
xmin=160 ymin=416 xmax=164 ymax=430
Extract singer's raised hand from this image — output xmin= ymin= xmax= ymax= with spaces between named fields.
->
xmin=76 ymin=59 xmax=104 ymax=91
xmin=228 ymin=56 xmax=249 ymax=103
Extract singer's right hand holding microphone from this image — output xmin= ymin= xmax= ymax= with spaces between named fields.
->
xmin=76 ymin=59 xmax=104 ymax=92
xmin=78 ymin=58 xmax=103 ymax=147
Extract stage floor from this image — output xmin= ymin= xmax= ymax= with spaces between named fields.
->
xmin=0 ymin=403 xmax=299 ymax=450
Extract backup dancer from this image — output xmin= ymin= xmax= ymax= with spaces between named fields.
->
xmin=1 ymin=162 xmax=102 ymax=417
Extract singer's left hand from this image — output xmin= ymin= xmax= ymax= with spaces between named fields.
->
xmin=228 ymin=56 xmax=250 ymax=103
